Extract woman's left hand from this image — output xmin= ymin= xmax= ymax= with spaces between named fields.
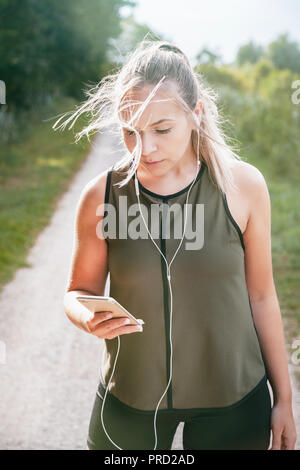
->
xmin=270 ymin=402 xmax=297 ymax=450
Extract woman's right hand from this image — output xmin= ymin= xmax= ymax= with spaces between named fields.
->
xmin=85 ymin=311 xmax=143 ymax=339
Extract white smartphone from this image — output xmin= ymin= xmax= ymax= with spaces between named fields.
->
xmin=76 ymin=295 xmax=145 ymax=326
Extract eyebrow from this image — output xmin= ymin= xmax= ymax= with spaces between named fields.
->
xmin=149 ymin=118 xmax=175 ymax=126
xmin=125 ymin=118 xmax=175 ymax=130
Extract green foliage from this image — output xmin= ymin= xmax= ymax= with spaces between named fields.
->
xmin=195 ymin=47 xmax=222 ymax=66
xmin=107 ymin=14 xmax=166 ymax=64
xmin=195 ymin=50 xmax=300 ymax=336
xmin=219 ymin=69 xmax=300 ymax=182
xmin=0 ymin=0 xmax=133 ymax=110
xmin=0 ymin=10 xmax=299 ymax=341
xmin=267 ymin=32 xmax=300 ymax=74
xmin=250 ymin=58 xmax=275 ymax=91
xmin=0 ymin=97 xmax=89 ymax=290
xmin=236 ymin=40 xmax=265 ymax=66
xmin=195 ymin=63 xmax=248 ymax=92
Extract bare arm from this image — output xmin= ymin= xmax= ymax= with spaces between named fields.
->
xmin=243 ymin=171 xmax=291 ymax=403
xmin=242 ymin=166 xmax=297 ymax=449
xmin=63 ymin=170 xmax=109 ymax=331
xmin=64 ymin=170 xmax=142 ymax=338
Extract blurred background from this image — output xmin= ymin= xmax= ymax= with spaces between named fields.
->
xmin=0 ymin=0 xmax=299 ymax=449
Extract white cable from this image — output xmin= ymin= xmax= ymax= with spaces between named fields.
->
xmin=100 ymin=335 xmax=122 ymax=449
xmin=100 ymin=127 xmax=201 ymax=450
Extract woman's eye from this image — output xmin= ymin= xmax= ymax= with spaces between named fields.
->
xmin=124 ymin=128 xmax=172 ymax=136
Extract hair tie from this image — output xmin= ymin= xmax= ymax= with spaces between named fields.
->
xmin=158 ymin=44 xmax=183 ymax=55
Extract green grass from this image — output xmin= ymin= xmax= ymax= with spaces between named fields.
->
xmin=271 ymin=182 xmax=300 ymax=322
xmin=0 ymin=97 xmax=89 ymax=292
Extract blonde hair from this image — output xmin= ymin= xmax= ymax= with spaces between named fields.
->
xmin=52 ymin=38 xmax=243 ymax=194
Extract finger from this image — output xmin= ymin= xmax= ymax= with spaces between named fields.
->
xmin=86 ymin=311 xmax=113 ymax=331
xmin=105 ymin=324 xmax=143 ymax=339
xmin=91 ymin=317 xmax=132 ymax=336
xmin=282 ymin=433 xmax=296 ymax=450
xmin=100 ymin=317 xmax=141 ymax=331
xmin=270 ymin=429 xmax=283 ymax=450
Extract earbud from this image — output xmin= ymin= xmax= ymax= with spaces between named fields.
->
xmin=193 ymin=111 xmax=203 ymax=128
xmin=134 ymin=174 xmax=140 ymax=196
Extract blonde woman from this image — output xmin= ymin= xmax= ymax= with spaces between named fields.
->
xmin=56 ymin=40 xmax=297 ymax=450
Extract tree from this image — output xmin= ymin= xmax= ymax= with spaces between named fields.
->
xmin=107 ymin=14 xmax=166 ymax=65
xmin=267 ymin=33 xmax=300 ymax=74
xmin=236 ymin=40 xmax=264 ymax=66
xmin=250 ymin=58 xmax=274 ymax=93
xmin=195 ymin=47 xmax=223 ymax=67
xmin=0 ymin=0 xmax=135 ymax=110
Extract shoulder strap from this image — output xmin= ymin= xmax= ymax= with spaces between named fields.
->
xmin=104 ymin=168 xmax=113 ymax=206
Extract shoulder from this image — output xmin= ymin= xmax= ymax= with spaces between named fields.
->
xmin=75 ymin=168 xmax=111 ymax=226
xmin=80 ymin=167 xmax=112 ymax=204
xmin=231 ymin=160 xmax=266 ymax=187
xmin=230 ymin=160 xmax=271 ymax=242
xmin=230 ymin=160 xmax=270 ymax=207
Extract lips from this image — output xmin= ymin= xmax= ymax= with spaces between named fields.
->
xmin=144 ymin=160 xmax=163 ymax=165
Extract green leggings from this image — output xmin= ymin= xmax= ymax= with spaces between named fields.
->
xmin=87 ymin=377 xmax=272 ymax=450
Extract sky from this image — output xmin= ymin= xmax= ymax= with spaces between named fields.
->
xmin=120 ymin=0 xmax=300 ymax=65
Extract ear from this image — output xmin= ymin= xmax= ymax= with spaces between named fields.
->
xmin=192 ymin=101 xmax=203 ymax=130
xmin=194 ymin=100 xmax=203 ymax=117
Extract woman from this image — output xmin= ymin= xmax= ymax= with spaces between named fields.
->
xmin=56 ymin=40 xmax=297 ymax=450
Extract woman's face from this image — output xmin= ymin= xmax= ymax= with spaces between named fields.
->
xmin=121 ymin=82 xmax=197 ymax=176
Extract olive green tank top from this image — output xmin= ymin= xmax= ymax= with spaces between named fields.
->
xmin=100 ymin=160 xmax=267 ymax=411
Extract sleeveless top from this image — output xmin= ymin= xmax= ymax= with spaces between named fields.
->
xmin=99 ymin=160 xmax=267 ymax=411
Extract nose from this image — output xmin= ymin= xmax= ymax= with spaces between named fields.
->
xmin=140 ymin=132 xmax=157 ymax=155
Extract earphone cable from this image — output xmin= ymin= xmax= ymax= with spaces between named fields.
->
xmin=100 ymin=127 xmax=201 ymax=450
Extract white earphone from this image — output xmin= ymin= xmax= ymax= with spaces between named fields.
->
xmin=99 ymin=123 xmax=201 ymax=450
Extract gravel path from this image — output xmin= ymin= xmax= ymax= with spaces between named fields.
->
xmin=0 ymin=132 xmax=299 ymax=450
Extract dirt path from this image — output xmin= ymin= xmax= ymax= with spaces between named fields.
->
xmin=0 ymin=132 xmax=299 ymax=450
